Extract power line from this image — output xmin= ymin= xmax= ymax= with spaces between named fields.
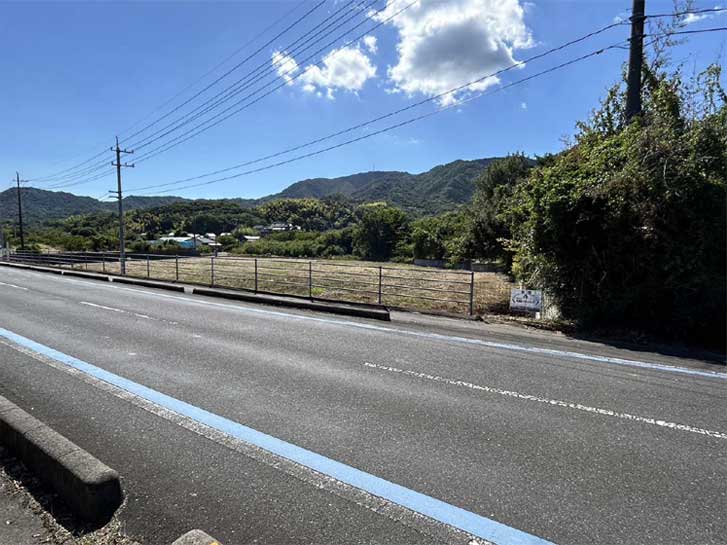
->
xmin=26 ymin=9 xmax=726 ymax=194
xmin=132 ymin=41 xmax=631 ymax=196
xmin=35 ymin=0 xmax=382 ymax=188
xmin=125 ymin=18 xmax=629 ymax=193
xmin=124 ymin=0 xmax=375 ymax=152
xmin=129 ymin=24 xmax=725 ymax=197
xmin=40 ymin=0 xmax=413 ymax=191
xmin=644 ymin=7 xmax=727 ymax=19
xmin=128 ymin=0 xmax=419 ymax=165
xmin=115 ymin=0 xmax=315 ymax=143
xmin=658 ymin=26 xmax=727 ymax=35
xmin=27 ymin=0 xmax=321 ymax=183
xmin=120 ymin=0 xmax=331 ymax=148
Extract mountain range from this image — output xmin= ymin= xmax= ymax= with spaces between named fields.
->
xmin=0 ymin=157 xmax=500 ymax=224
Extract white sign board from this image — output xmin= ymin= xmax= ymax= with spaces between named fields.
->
xmin=510 ymin=289 xmax=543 ymax=312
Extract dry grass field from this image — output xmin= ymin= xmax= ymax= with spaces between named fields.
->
xmin=29 ymin=253 xmax=515 ymax=316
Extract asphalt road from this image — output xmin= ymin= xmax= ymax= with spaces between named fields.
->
xmin=0 ymin=266 xmax=725 ymax=545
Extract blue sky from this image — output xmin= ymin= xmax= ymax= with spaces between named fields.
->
xmin=1 ymin=0 xmax=724 ymax=200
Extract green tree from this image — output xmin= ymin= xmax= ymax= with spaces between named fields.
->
xmin=467 ymin=154 xmax=532 ymax=266
xmin=411 ymin=211 xmax=468 ymax=263
xmin=352 ymin=203 xmax=408 ymax=261
xmin=506 ymin=63 xmax=726 ymax=346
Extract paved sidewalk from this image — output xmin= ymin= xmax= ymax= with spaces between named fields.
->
xmin=0 ymin=447 xmax=139 ymax=545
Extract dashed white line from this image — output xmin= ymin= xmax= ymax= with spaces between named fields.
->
xmin=0 ymin=281 xmax=29 ymax=291
xmin=80 ymin=301 xmax=124 ymax=313
xmin=363 ymin=362 xmax=727 ymax=440
xmin=79 ymin=301 xmax=178 ymax=325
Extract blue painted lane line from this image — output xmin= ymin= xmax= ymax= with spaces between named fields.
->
xmin=0 ymin=327 xmax=556 ymax=545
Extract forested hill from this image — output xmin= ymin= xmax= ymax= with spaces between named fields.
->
xmin=0 ymin=157 xmax=503 ymax=224
xmin=0 ymin=188 xmax=185 ymax=225
xmin=267 ymin=158 xmax=500 ymax=214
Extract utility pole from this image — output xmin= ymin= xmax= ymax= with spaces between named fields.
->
xmin=110 ymin=136 xmax=134 ymax=275
xmin=15 ymin=172 xmax=27 ymax=251
xmin=625 ymin=0 xmax=646 ymax=122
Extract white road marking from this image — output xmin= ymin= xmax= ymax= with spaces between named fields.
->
xmin=363 ymin=362 xmax=727 ymax=440
xmin=0 ymin=281 xmax=29 ymax=291
xmin=79 ymin=301 xmax=178 ymax=325
xmin=10 ymin=268 xmax=726 ymax=380
xmin=80 ymin=301 xmax=124 ymax=313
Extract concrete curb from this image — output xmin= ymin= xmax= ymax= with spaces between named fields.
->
xmin=193 ymin=287 xmax=391 ymax=321
xmin=109 ymin=276 xmax=185 ymax=292
xmin=59 ymin=269 xmax=110 ymax=281
xmin=0 ymin=261 xmax=107 ymax=280
xmin=0 ymin=394 xmax=122 ymax=522
xmin=172 ymin=529 xmax=223 ymax=545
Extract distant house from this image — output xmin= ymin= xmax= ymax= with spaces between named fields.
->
xmin=152 ymin=234 xmax=219 ymax=249
xmin=270 ymin=222 xmax=299 ymax=232
xmin=243 ymin=235 xmax=260 ymax=243
xmin=154 ymin=236 xmax=196 ymax=249
xmin=249 ymin=223 xmax=299 ymax=237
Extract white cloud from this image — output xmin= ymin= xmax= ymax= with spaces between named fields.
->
xmin=271 ymin=50 xmax=299 ymax=85
xmin=683 ymin=12 xmax=710 ymax=24
xmin=682 ymin=5 xmax=725 ymax=25
xmin=374 ymin=0 xmax=533 ymax=105
xmin=298 ymin=44 xmax=377 ymax=99
xmin=363 ymin=35 xmax=378 ymax=54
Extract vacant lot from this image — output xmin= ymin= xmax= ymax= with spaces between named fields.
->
xmin=27 ymin=253 xmax=514 ymax=316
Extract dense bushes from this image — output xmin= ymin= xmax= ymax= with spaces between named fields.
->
xmin=233 ymin=228 xmax=354 ymax=258
xmin=505 ymin=65 xmax=726 ymax=347
xmin=411 ymin=211 xmax=468 ymax=263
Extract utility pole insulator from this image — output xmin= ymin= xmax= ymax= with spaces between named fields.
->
xmin=111 ymin=136 xmax=134 ymax=275
xmin=625 ymin=0 xmax=646 ymax=122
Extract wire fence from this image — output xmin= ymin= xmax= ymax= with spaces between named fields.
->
xmin=4 ymin=251 xmax=515 ymax=317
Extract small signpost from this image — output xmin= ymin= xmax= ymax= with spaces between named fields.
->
xmin=510 ymin=288 xmax=543 ymax=313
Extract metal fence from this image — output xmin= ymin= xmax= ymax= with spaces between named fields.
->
xmin=4 ymin=251 xmax=514 ymax=316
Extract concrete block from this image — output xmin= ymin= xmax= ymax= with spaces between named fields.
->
xmin=172 ymin=530 xmax=223 ymax=545
xmin=0 ymin=395 xmax=122 ymax=522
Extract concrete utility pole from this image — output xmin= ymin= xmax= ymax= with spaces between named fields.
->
xmin=625 ymin=0 xmax=646 ymax=122
xmin=15 ymin=172 xmax=27 ymax=250
xmin=110 ymin=136 xmax=134 ymax=275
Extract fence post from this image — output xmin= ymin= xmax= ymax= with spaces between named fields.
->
xmin=102 ymin=254 xmax=106 ymax=273
xmin=308 ymin=261 xmax=313 ymax=299
xmin=254 ymin=258 xmax=258 ymax=293
xmin=378 ymin=267 xmax=383 ymax=305
xmin=175 ymin=255 xmax=179 ymax=282
xmin=469 ymin=271 xmax=475 ymax=316
xmin=211 ymin=256 xmax=215 ymax=287
xmin=146 ymin=254 xmax=150 ymax=278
